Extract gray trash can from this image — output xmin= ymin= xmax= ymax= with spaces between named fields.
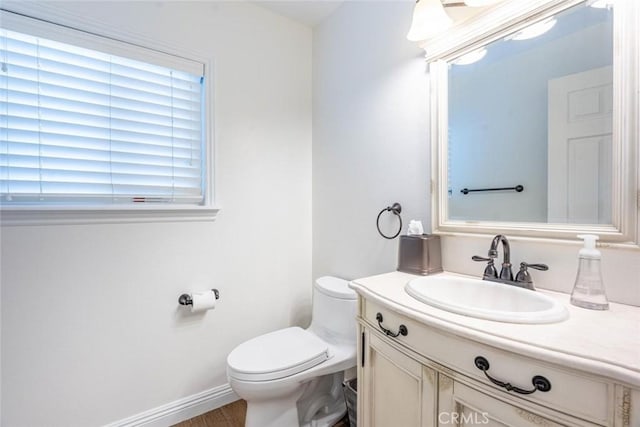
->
xmin=343 ymin=378 xmax=357 ymax=426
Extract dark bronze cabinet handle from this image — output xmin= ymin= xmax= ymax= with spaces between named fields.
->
xmin=376 ymin=313 xmax=408 ymax=337
xmin=474 ymin=356 xmax=551 ymax=395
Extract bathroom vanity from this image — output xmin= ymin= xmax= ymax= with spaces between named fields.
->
xmin=350 ymin=271 xmax=640 ymax=426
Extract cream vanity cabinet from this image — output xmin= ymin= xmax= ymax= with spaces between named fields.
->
xmin=353 ymin=275 xmax=639 ymax=427
xmin=359 ymin=329 xmax=438 ymax=426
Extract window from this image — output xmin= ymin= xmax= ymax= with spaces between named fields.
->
xmin=0 ymin=10 xmax=212 ymax=222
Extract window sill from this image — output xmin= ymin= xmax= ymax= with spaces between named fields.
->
xmin=0 ymin=205 xmax=220 ymax=226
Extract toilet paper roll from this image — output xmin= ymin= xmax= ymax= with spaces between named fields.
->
xmin=191 ymin=291 xmax=217 ymax=313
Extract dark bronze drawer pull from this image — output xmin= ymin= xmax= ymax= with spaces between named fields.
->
xmin=474 ymin=356 xmax=551 ymax=395
xmin=376 ymin=312 xmax=408 ymax=337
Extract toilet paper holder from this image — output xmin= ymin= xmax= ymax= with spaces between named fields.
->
xmin=178 ymin=289 xmax=219 ymax=306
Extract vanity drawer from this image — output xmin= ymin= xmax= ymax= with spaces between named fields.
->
xmin=362 ymin=299 xmax=614 ymax=425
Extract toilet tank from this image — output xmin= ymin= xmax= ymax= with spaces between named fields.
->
xmin=309 ymin=276 xmax=357 ymax=345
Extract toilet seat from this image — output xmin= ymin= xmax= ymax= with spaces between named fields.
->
xmin=227 ymin=327 xmax=331 ymax=382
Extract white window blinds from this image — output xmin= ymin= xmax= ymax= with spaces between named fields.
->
xmin=1 ymin=16 xmax=206 ymax=206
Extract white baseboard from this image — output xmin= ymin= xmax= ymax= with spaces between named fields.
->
xmin=105 ymin=383 xmax=239 ymax=427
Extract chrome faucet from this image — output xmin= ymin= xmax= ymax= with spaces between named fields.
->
xmin=489 ymin=234 xmax=513 ymax=281
xmin=472 ymin=234 xmax=548 ymax=290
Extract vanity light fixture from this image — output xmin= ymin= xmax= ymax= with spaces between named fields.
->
xmin=452 ymin=47 xmax=487 ymax=65
xmin=505 ymin=17 xmax=557 ymax=41
xmin=407 ymin=0 xmax=456 ymax=41
xmin=407 ymin=0 xmax=505 ymax=42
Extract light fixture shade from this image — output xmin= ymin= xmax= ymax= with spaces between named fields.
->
xmin=407 ymin=0 xmax=454 ymax=41
xmin=453 ymin=48 xmax=487 ymax=65
xmin=507 ymin=18 xmax=557 ymax=40
xmin=464 ymin=0 xmax=503 ymax=6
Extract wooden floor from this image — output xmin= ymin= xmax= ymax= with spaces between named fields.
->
xmin=173 ymin=399 xmax=349 ymax=427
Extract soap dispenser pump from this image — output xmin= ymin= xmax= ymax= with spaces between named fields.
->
xmin=570 ymin=234 xmax=609 ymax=310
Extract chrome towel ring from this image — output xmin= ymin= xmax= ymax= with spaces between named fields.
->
xmin=376 ymin=202 xmax=402 ymax=240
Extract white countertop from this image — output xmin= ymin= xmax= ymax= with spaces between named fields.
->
xmin=350 ymin=271 xmax=640 ymax=388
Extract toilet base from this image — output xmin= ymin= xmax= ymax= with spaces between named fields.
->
xmin=237 ymin=379 xmax=307 ymax=427
xmin=233 ymin=372 xmax=348 ymax=427
xmin=298 ymin=372 xmax=347 ymax=427
xmin=245 ymin=396 xmax=301 ymax=427
xmin=300 ymin=407 xmax=346 ymax=427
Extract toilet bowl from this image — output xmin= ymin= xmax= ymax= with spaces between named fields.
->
xmin=227 ymin=276 xmax=357 ymax=427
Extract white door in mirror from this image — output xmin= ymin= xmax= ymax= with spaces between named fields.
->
xmin=548 ymin=66 xmax=613 ymax=224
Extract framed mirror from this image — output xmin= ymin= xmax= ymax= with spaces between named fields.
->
xmin=426 ymin=0 xmax=638 ymax=245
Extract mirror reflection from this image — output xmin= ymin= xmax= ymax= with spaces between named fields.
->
xmin=447 ymin=1 xmax=613 ymax=224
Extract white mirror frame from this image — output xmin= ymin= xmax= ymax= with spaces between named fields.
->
xmin=426 ymin=0 xmax=639 ymax=246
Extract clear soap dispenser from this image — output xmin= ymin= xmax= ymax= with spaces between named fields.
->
xmin=570 ymin=234 xmax=609 ymax=310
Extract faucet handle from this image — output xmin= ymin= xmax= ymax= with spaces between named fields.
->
xmin=521 ymin=262 xmax=549 ymax=271
xmin=472 ymin=255 xmax=498 ymax=278
xmin=515 ymin=262 xmax=549 ymax=290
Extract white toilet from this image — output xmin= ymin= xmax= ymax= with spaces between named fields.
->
xmin=226 ymin=276 xmax=357 ymax=427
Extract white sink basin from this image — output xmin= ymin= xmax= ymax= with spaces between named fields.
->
xmin=405 ymin=274 xmax=569 ymax=324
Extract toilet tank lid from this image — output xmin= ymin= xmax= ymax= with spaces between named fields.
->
xmin=314 ymin=276 xmax=356 ymax=300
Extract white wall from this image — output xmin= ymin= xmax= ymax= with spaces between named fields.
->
xmin=312 ymin=1 xmax=430 ymax=281
xmin=0 ymin=2 xmax=312 ymax=426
